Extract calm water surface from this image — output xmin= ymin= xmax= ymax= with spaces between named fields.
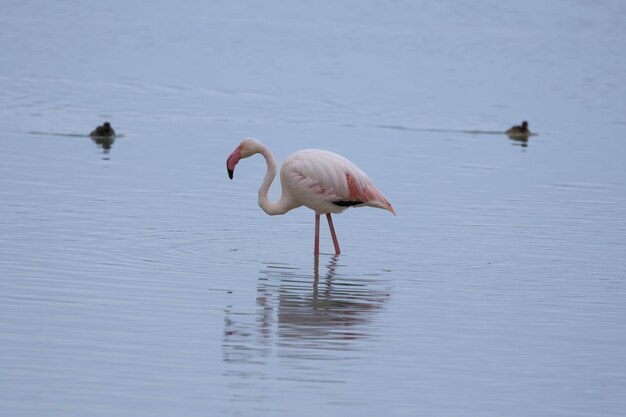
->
xmin=1 ymin=1 xmax=625 ymax=416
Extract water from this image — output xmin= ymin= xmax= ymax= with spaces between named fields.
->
xmin=1 ymin=1 xmax=625 ymax=416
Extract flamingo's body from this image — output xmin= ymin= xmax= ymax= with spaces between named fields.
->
xmin=226 ymin=138 xmax=395 ymax=255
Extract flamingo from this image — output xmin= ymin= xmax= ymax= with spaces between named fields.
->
xmin=226 ymin=138 xmax=396 ymax=255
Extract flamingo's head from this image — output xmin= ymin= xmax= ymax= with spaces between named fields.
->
xmin=226 ymin=138 xmax=262 ymax=179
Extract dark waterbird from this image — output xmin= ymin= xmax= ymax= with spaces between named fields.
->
xmin=90 ymin=121 xmax=116 ymax=138
xmin=506 ymin=120 xmax=531 ymax=138
xmin=90 ymin=122 xmax=116 ymax=156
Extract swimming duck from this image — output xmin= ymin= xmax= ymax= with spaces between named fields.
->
xmin=506 ymin=120 xmax=530 ymax=137
xmin=90 ymin=122 xmax=116 ymax=138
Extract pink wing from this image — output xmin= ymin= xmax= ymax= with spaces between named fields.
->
xmin=280 ymin=149 xmax=395 ymax=215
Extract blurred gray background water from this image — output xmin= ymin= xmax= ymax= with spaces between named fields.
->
xmin=1 ymin=1 xmax=625 ymax=416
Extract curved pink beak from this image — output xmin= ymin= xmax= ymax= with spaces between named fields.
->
xmin=226 ymin=146 xmax=241 ymax=179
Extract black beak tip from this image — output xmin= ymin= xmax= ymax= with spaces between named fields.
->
xmin=227 ymin=169 xmax=234 ymax=179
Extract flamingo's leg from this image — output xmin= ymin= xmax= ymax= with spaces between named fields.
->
xmin=326 ymin=213 xmax=341 ymax=255
xmin=314 ymin=213 xmax=321 ymax=255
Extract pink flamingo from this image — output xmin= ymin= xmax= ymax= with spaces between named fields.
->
xmin=226 ymin=138 xmax=396 ymax=255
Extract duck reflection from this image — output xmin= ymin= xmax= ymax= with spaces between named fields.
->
xmin=90 ymin=135 xmax=115 ymax=155
xmin=222 ymin=256 xmax=390 ymax=364
xmin=508 ymin=134 xmax=529 ymax=148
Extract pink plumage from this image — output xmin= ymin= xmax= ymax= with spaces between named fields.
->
xmin=226 ymin=138 xmax=395 ymax=255
xmin=281 ymin=149 xmax=395 ymax=215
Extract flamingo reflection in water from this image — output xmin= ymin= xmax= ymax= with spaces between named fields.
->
xmin=222 ymin=256 xmax=390 ymax=363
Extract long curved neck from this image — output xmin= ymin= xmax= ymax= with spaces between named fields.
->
xmin=256 ymin=145 xmax=291 ymax=215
